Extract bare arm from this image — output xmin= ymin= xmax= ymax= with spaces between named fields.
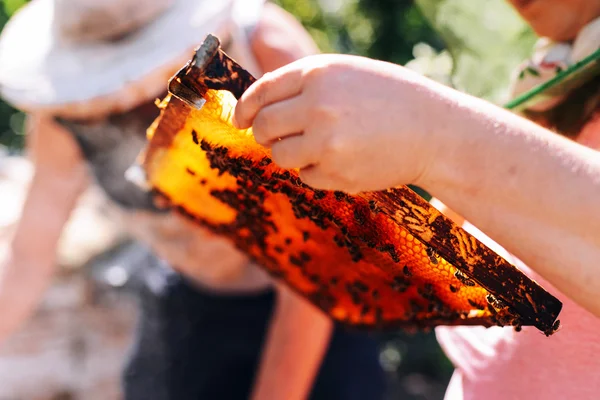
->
xmin=0 ymin=115 xmax=88 ymax=346
xmin=251 ymin=285 xmax=332 ymax=400
xmin=249 ymin=3 xmax=319 ymax=73
xmin=248 ymin=5 xmax=332 ymax=399
xmin=233 ymin=50 xmax=600 ymax=318
xmin=421 ymin=88 xmax=600 ymax=317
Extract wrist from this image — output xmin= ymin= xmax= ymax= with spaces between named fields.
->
xmin=372 ymin=68 xmax=455 ymax=190
xmin=409 ymin=82 xmax=473 ymax=192
xmin=414 ymin=86 xmax=512 ymax=197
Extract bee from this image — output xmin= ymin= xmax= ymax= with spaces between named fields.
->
xmin=426 ymin=247 xmax=439 ymax=265
xmin=468 ymin=299 xmax=486 ymax=310
xmin=454 ymin=270 xmax=476 ymax=286
xmin=544 ymin=320 xmax=561 ymax=337
xmin=391 ymin=276 xmax=410 ymax=293
xmin=360 ymin=304 xmax=372 ymax=317
xmin=486 ymin=294 xmax=507 ymax=311
xmin=185 ymin=167 xmax=196 ymax=176
xmin=191 ymin=129 xmax=199 ymax=144
xmin=368 ymin=200 xmax=379 ymax=213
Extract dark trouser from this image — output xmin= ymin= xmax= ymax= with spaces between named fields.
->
xmin=123 ymin=270 xmax=386 ymax=400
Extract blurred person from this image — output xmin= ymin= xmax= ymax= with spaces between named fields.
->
xmin=231 ymin=2 xmax=600 ymax=400
xmin=0 ymin=0 xmax=386 ymax=399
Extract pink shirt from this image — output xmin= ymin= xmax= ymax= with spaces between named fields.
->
xmin=436 ymin=222 xmax=600 ymax=400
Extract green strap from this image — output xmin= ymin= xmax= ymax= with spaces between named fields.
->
xmin=504 ymin=47 xmax=600 ymax=110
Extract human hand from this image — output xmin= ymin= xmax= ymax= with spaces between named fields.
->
xmin=122 ymin=210 xmax=250 ymax=286
xmin=233 ymin=54 xmax=442 ymax=194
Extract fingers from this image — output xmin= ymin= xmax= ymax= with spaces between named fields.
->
xmin=298 ymin=165 xmax=334 ymax=191
xmin=252 ymin=96 xmax=307 ymax=146
xmin=299 ymin=165 xmax=359 ymax=193
xmin=270 ymin=134 xmax=319 ymax=170
xmin=233 ymin=62 xmax=305 ymax=129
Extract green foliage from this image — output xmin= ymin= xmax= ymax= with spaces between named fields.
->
xmin=356 ymin=0 xmax=442 ymax=65
xmin=0 ymin=0 xmax=27 ymax=150
xmin=416 ymin=0 xmax=537 ymax=103
xmin=274 ymin=0 xmax=538 ymax=105
xmin=3 ymin=0 xmax=27 ymax=14
xmin=272 ymin=0 xmax=441 ymax=64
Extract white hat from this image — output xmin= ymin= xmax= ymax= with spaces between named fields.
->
xmin=0 ymin=0 xmax=265 ymax=118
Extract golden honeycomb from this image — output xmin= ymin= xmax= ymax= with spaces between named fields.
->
xmin=138 ymin=35 xmax=562 ymax=334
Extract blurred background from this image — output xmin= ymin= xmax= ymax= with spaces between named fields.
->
xmin=0 ymin=1 xmax=534 ymax=399
xmin=1 ymin=0 xmax=449 ymax=151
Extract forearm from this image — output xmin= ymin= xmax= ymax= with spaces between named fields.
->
xmin=422 ymin=87 xmax=600 ymax=315
xmin=0 ymin=115 xmax=88 ymax=345
xmin=251 ymin=285 xmax=333 ymax=400
xmin=11 ymin=166 xmax=88 ymax=263
xmin=0 ymin=255 xmax=55 ymax=344
xmin=0 ymin=175 xmax=85 ymax=345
